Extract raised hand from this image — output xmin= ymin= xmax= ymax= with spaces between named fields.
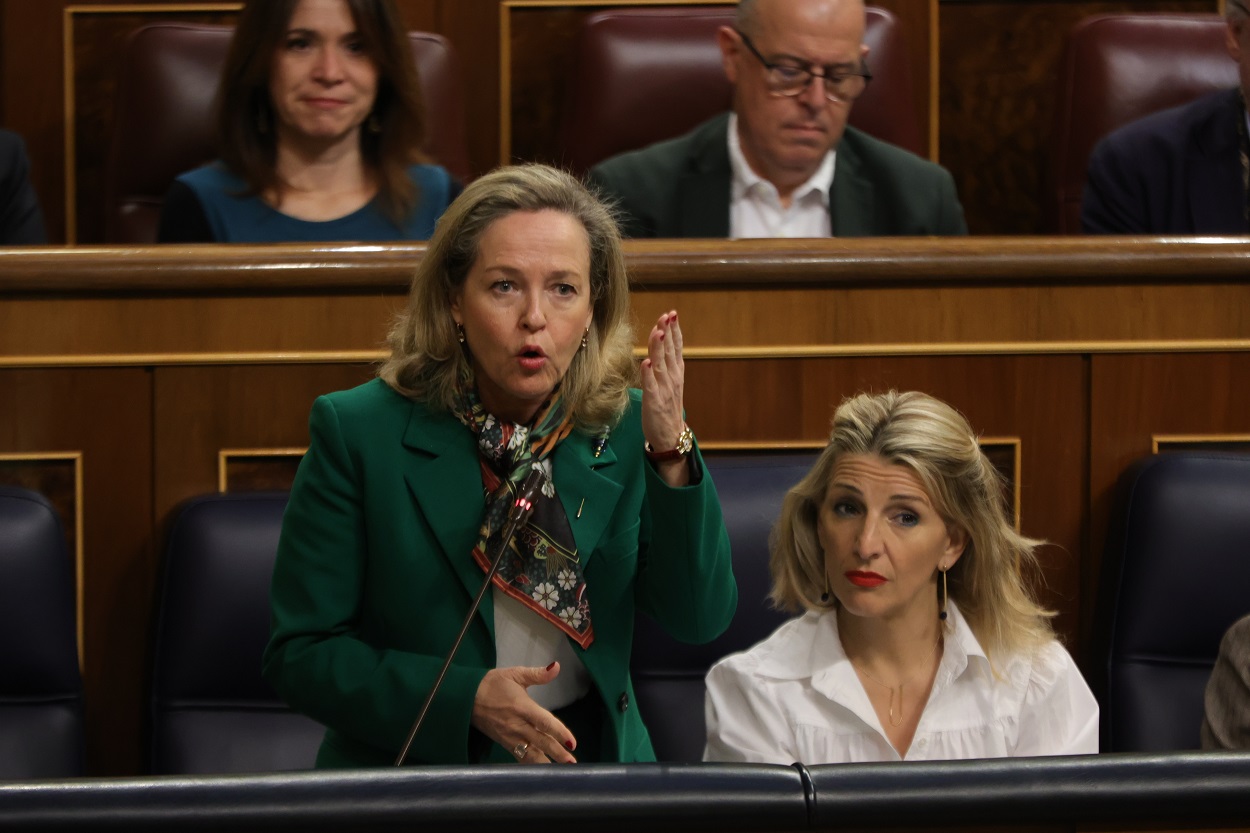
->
xmin=640 ymin=310 xmax=690 ymax=487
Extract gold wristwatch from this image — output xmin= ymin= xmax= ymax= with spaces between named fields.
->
xmin=644 ymin=425 xmax=694 ymax=462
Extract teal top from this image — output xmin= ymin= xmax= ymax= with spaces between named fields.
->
xmin=158 ymin=162 xmax=455 ymax=243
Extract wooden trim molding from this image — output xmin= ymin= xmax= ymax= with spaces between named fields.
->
xmin=217 ymin=447 xmax=307 ymax=492
xmin=1151 ymin=434 xmax=1250 ymax=453
xmin=0 ymin=451 xmax=85 ymax=670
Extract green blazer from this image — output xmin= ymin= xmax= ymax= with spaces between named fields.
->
xmin=588 ymin=112 xmax=967 ymax=238
xmin=262 ymin=378 xmax=737 ymax=766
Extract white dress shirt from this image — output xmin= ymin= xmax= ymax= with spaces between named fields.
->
xmin=727 ymin=113 xmax=835 ymax=239
xmin=494 ymin=589 xmax=590 ymax=710
xmin=704 ymin=601 xmax=1098 ymax=763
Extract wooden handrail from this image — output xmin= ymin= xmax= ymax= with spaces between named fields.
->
xmin=3 ymin=237 xmax=1250 ymax=293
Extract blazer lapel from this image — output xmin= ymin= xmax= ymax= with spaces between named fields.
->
xmin=552 ymin=432 xmax=624 ymax=570
xmin=400 ymin=403 xmax=491 ymax=615
xmin=830 ymin=138 xmax=874 ymax=236
xmin=676 ymin=114 xmax=733 ymax=237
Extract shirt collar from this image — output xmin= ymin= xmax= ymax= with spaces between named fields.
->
xmin=727 ymin=112 xmax=836 ymax=206
xmin=754 ymin=600 xmax=988 ymax=683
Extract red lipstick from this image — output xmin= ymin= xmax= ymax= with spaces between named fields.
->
xmin=845 ymin=570 xmax=886 ymax=588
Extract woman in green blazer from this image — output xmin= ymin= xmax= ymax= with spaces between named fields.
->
xmin=263 ymin=164 xmax=737 ymax=767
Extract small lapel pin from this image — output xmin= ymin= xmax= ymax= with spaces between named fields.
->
xmin=591 ymin=436 xmax=607 ymax=458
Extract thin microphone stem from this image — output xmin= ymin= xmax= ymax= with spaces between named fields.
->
xmin=394 ymin=467 xmax=546 ymax=766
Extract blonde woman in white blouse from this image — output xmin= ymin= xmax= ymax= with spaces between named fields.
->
xmin=704 ymin=391 xmax=1098 ymax=764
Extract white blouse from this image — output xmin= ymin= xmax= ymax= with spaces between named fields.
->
xmin=704 ymin=602 xmax=1099 ymax=764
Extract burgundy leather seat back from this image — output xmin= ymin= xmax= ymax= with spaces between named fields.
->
xmin=1049 ymin=13 xmax=1236 ymax=234
xmin=104 ymin=23 xmax=469 ymax=244
xmin=557 ymin=5 xmax=922 ymax=175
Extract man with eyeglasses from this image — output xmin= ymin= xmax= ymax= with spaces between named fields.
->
xmin=1082 ymin=2 xmax=1250 ymax=233
xmin=587 ymin=0 xmax=966 ymax=238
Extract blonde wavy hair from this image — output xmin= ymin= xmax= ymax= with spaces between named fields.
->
xmin=378 ymin=164 xmax=635 ymax=430
xmin=770 ymin=390 xmax=1055 ymax=660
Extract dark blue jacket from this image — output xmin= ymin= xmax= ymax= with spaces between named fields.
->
xmin=1082 ymin=88 xmax=1245 ymax=234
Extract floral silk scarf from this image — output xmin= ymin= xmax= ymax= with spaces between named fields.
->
xmin=451 ymin=374 xmax=594 ymax=648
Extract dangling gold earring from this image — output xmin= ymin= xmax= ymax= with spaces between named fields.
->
xmin=938 ymin=565 xmax=948 ymax=621
xmin=820 ymin=569 xmax=831 ymax=604
xmin=581 ymin=327 xmax=589 ymax=350
xmin=456 ymin=324 xmax=465 ymax=344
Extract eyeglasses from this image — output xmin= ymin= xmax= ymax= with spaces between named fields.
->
xmin=735 ymin=29 xmax=872 ymax=103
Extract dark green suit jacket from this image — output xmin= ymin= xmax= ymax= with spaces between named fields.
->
xmin=263 ymin=379 xmax=737 ymax=766
xmin=587 ymin=112 xmax=967 ymax=238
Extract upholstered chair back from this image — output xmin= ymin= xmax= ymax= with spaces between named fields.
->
xmin=1049 ymin=13 xmax=1236 ymax=233
xmin=0 ymin=485 xmax=85 ymax=778
xmin=1094 ymin=452 xmax=1250 ymax=751
xmin=557 ymin=5 xmax=924 ymax=175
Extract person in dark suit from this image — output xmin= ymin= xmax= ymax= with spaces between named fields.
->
xmin=0 ymin=129 xmax=46 ymax=245
xmin=263 ymin=163 xmax=737 ymax=767
xmin=587 ymin=0 xmax=966 ymax=238
xmin=1082 ymin=3 xmax=1250 ymax=234
xmin=1201 ymin=613 xmax=1250 ymax=750
xmin=1082 ymin=89 xmax=1244 ymax=234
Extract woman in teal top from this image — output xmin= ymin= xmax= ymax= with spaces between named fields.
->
xmin=158 ymin=0 xmax=456 ymax=243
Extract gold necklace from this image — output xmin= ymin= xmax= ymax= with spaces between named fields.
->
xmin=850 ymin=637 xmax=942 ymax=728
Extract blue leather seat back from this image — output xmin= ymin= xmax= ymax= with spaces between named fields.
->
xmin=1096 ymin=452 xmax=1250 ymax=751
xmin=0 ymin=485 xmax=84 ymax=778
xmin=631 ymin=451 xmax=817 ymax=762
xmin=151 ymin=492 xmax=323 ymax=774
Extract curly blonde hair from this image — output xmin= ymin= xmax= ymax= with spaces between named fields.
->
xmin=770 ymin=390 xmax=1054 ymax=660
xmin=378 ymin=164 xmax=635 ymax=430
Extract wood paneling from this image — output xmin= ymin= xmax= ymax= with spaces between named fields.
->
xmin=0 ymin=367 xmax=152 ymax=775
xmin=153 ymin=363 xmax=375 ymax=522
xmin=0 ymin=240 xmax=1247 ymax=772
xmin=434 ymin=0 xmax=502 ymax=177
xmin=5 ymin=238 xmax=1250 ymax=363
xmin=938 ymin=0 xmax=1214 ymax=235
xmin=1087 ymin=353 xmax=1250 ymax=646
xmin=505 ymin=4 xmax=585 ymax=167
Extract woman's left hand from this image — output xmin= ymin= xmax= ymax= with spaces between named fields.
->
xmin=640 ymin=310 xmax=690 ymax=488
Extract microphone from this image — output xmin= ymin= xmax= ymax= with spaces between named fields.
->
xmin=394 ymin=466 xmax=547 ymax=766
